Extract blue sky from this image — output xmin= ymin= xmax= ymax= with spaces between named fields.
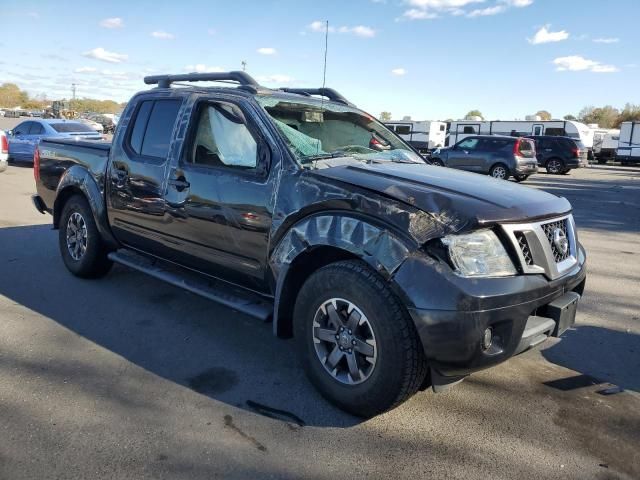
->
xmin=0 ymin=0 xmax=638 ymax=120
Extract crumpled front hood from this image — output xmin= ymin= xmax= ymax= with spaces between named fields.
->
xmin=313 ymin=161 xmax=571 ymax=232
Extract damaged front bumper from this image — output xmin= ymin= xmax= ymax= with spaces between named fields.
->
xmin=393 ymin=243 xmax=587 ymax=386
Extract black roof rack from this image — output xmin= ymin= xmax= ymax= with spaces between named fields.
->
xmin=143 ymin=71 xmax=259 ymax=89
xmin=279 ymin=88 xmax=354 ymax=107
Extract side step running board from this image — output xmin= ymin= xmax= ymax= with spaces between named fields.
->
xmin=108 ymin=250 xmax=273 ymax=321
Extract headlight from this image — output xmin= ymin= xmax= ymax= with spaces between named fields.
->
xmin=442 ymin=230 xmax=517 ymax=277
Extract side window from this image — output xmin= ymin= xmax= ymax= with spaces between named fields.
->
xmin=545 ymin=128 xmax=565 ymax=137
xmin=14 ymin=122 xmax=32 ymax=135
xmin=462 ymin=126 xmax=477 ymax=134
xmin=396 ymin=125 xmax=411 ymax=135
xmin=130 ymin=101 xmax=153 ymax=154
xmin=457 ymin=138 xmax=479 ymax=150
xmin=190 ymin=102 xmax=258 ymax=169
xmin=29 ymin=123 xmax=45 ymax=135
xmin=440 ymin=124 xmax=446 ymax=131
xmin=128 ymin=99 xmax=181 ymax=159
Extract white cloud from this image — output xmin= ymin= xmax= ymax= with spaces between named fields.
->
xmin=593 ymin=37 xmax=619 ymax=44
xmin=100 ymin=17 xmax=124 ymax=29
xmin=82 ymin=47 xmax=128 ymax=64
xmin=400 ymin=0 xmax=531 ymax=20
xmin=185 ymin=64 xmax=224 ymax=73
xmin=528 ymin=25 xmax=569 ymax=44
xmin=391 ymin=68 xmax=407 ymax=76
xmin=553 ymin=55 xmax=619 ymax=73
xmin=256 ymin=74 xmax=294 ymax=84
xmin=74 ymin=67 xmax=98 ymax=73
xmin=151 ymin=31 xmax=175 ymax=40
xmin=308 ymin=21 xmax=376 ymax=37
xmin=257 ymin=47 xmax=277 ymax=55
xmin=467 ymin=5 xmax=505 ymax=17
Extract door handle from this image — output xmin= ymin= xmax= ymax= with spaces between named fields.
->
xmin=112 ymin=168 xmax=128 ymax=187
xmin=168 ymin=177 xmax=190 ymax=192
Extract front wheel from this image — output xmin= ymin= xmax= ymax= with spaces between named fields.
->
xmin=513 ymin=174 xmax=529 ymax=182
xmin=489 ymin=163 xmax=510 ymax=180
xmin=59 ymin=195 xmax=113 ymax=278
xmin=294 ymin=260 xmax=428 ymax=417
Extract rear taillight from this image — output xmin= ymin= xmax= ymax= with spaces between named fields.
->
xmin=514 ymin=138 xmax=533 ymax=157
xmin=1 ymin=134 xmax=8 ymax=154
xmin=571 ymin=148 xmax=579 ymax=158
xmin=33 ymin=147 xmax=40 ymax=182
xmin=513 ymin=139 xmax=521 ymax=155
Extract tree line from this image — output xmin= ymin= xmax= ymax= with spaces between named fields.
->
xmin=0 ymin=82 xmax=125 ymax=114
xmin=380 ymin=106 xmax=640 ymax=129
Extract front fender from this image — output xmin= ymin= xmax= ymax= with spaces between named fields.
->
xmin=54 ymin=165 xmax=118 ymax=248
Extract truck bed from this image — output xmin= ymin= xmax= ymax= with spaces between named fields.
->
xmin=37 ymin=138 xmax=112 ymax=213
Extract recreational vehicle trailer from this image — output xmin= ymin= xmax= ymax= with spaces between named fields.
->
xmin=385 ymin=120 xmax=447 ymax=153
xmin=447 ymin=120 xmax=594 ymax=151
xmin=592 ymin=129 xmax=620 ymax=164
xmin=616 ymin=121 xmax=640 ymax=165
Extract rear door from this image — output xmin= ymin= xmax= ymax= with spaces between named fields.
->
xmin=160 ymin=97 xmax=277 ymax=291
xmin=106 ymin=96 xmax=183 ymax=253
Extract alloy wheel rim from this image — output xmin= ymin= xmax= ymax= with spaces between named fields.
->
xmin=66 ymin=212 xmax=88 ymax=261
xmin=312 ymin=298 xmax=377 ymax=385
xmin=548 ymin=160 xmax=561 ymax=173
xmin=492 ymin=166 xmax=507 ymax=179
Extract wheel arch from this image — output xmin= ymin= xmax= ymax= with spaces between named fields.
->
xmin=270 ymin=213 xmax=414 ymax=338
xmin=53 ymin=166 xmax=118 ymax=248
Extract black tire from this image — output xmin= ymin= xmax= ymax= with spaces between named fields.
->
xmin=430 ymin=158 xmax=444 ymax=166
xmin=58 ymin=195 xmax=113 ymax=278
xmin=545 ymin=158 xmax=565 ymax=174
xmin=513 ymin=174 xmax=529 ymax=182
xmin=294 ymin=260 xmax=428 ymax=417
xmin=489 ymin=163 xmax=510 ymax=180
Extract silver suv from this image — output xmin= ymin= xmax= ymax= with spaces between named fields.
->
xmin=431 ymin=135 xmax=538 ymax=182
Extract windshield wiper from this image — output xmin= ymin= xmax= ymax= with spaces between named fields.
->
xmin=300 ymin=152 xmax=346 ymax=164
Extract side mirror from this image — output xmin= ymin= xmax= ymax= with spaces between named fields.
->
xmin=7 ymin=130 xmax=13 ymax=136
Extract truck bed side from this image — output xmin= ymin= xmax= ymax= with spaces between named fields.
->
xmin=36 ymin=138 xmax=111 ymax=214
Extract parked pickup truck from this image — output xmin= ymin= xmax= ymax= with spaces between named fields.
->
xmin=32 ymin=72 xmax=587 ymax=417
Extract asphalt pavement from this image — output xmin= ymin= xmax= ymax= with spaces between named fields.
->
xmin=0 ymin=164 xmax=639 ymax=479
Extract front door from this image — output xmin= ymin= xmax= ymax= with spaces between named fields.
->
xmin=9 ymin=121 xmax=33 ymax=159
xmin=161 ymin=99 xmax=277 ymax=291
xmin=448 ymin=137 xmax=482 ymax=170
xmin=106 ymin=97 xmax=183 ymax=253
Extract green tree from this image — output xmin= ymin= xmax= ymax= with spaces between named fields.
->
xmin=616 ymin=103 xmax=640 ymax=127
xmin=0 ymin=83 xmax=29 ymax=108
xmin=564 ymin=114 xmax=577 ymax=121
xmin=536 ymin=110 xmax=552 ymax=120
xmin=379 ymin=111 xmax=392 ymax=122
xmin=578 ymin=105 xmax=620 ymax=128
xmin=464 ymin=110 xmax=483 ymax=120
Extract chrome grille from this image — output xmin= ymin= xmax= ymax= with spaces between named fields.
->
xmin=501 ymin=214 xmax=578 ymax=280
xmin=514 ymin=231 xmax=534 ymax=265
xmin=541 ymin=219 xmax=570 ymax=262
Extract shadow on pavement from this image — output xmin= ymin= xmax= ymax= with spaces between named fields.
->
xmin=542 ymin=325 xmax=640 ymax=393
xmin=0 ymin=224 xmax=361 ymax=429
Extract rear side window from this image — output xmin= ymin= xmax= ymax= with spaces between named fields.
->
xmin=545 ymin=128 xmax=565 ymax=136
xmin=14 ymin=122 xmax=32 ymax=135
xmin=29 ymin=123 xmax=45 ymax=135
xmin=51 ymin=122 xmax=95 ymax=133
xmin=480 ymin=139 xmax=510 ymax=151
xmin=128 ymin=99 xmax=181 ymax=159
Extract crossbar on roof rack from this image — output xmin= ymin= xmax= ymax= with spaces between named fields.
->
xmin=144 ymin=71 xmax=259 ymax=89
xmin=279 ymin=88 xmax=354 ymax=106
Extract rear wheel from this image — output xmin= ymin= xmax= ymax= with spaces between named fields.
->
xmin=545 ymin=158 xmax=565 ymax=174
xmin=294 ymin=260 xmax=427 ymax=417
xmin=513 ymin=174 xmax=529 ymax=182
xmin=489 ymin=163 xmax=510 ymax=180
xmin=59 ymin=195 xmax=112 ymax=278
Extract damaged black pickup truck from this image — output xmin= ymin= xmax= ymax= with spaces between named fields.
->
xmin=33 ymin=72 xmax=586 ymax=417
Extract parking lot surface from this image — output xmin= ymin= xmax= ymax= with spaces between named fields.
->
xmin=1 ymin=164 xmax=639 ymax=479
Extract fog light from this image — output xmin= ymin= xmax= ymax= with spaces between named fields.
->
xmin=482 ymin=327 xmax=493 ymax=350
